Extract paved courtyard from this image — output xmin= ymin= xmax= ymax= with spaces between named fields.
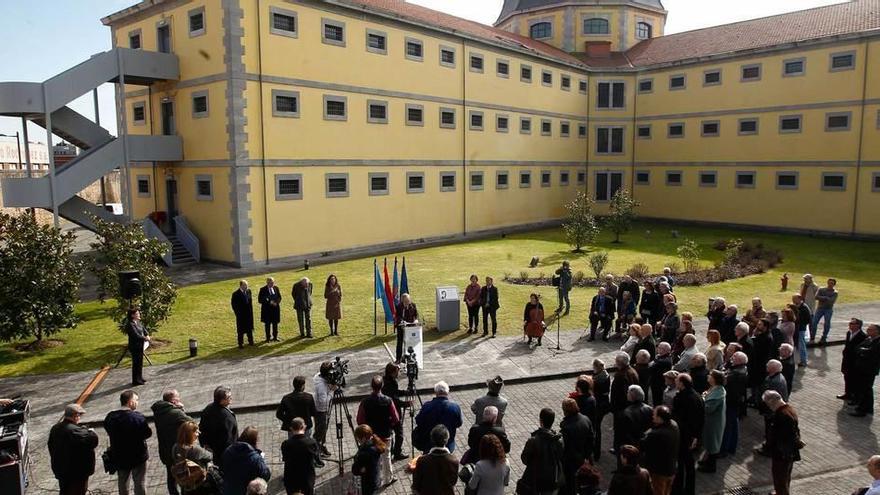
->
xmin=2 ymin=302 xmax=878 ymax=494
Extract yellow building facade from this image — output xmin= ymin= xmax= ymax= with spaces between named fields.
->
xmin=102 ymin=0 xmax=880 ymax=266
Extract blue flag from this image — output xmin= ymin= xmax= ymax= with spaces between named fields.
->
xmin=392 ymin=257 xmax=400 ymax=306
xmin=375 ymin=261 xmax=394 ymax=323
xmin=400 ymin=257 xmax=409 ymax=296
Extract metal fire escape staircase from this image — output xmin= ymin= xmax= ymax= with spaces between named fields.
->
xmin=0 ymin=48 xmax=182 ymax=231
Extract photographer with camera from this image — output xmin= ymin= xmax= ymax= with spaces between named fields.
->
xmin=313 ymin=362 xmax=338 ymax=458
xmin=381 ymin=363 xmax=408 ymax=461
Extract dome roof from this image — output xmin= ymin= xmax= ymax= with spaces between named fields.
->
xmin=496 ymin=0 xmax=666 ymax=25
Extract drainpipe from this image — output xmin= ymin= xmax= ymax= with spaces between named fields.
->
xmin=629 ymin=73 xmax=638 ymax=192
xmin=584 ymin=75 xmax=591 ymax=196
xmin=94 ymin=88 xmax=108 ymax=209
xmin=21 ymin=117 xmax=33 ymax=218
xmin=257 ymin=0 xmax=270 ymax=264
xmin=461 ymin=39 xmax=468 ymax=237
xmin=850 ymin=38 xmax=869 ymax=235
xmin=148 ymin=86 xmax=159 ymax=215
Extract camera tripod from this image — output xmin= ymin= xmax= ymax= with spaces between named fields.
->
xmin=325 ymin=387 xmax=357 ymax=476
xmin=401 ymin=373 xmax=424 ymax=457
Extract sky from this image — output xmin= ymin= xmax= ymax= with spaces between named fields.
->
xmin=0 ymin=0 xmax=846 ymax=145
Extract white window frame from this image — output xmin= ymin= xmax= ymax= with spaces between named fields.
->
xmin=596 ymin=81 xmax=626 ymax=109
xmin=560 ymin=121 xmax=570 ymax=137
xmin=269 ymin=6 xmax=298 ymax=38
xmin=496 ymin=170 xmax=510 ymax=190
xmin=701 ymin=120 xmax=720 ymax=137
xmin=272 ymin=89 xmax=300 ymax=118
xmin=578 ymin=79 xmax=588 ymax=94
xmin=541 ymin=70 xmax=553 ymax=87
xmin=366 ymin=29 xmax=387 ymax=55
xmin=136 ymin=175 xmax=151 ymax=197
xmin=497 ymin=59 xmax=510 ymax=78
xmin=406 ymin=172 xmax=425 ymax=194
xmin=439 ymin=46 xmax=456 ymax=68
xmin=821 ymin=172 xmax=847 ymax=191
xmin=406 ymin=104 xmax=424 ymax=127
xmin=325 ymin=173 xmax=350 ymax=198
xmin=830 ymin=51 xmax=856 ymax=72
xmin=735 ymin=171 xmax=757 ymax=189
xmin=469 ymin=111 xmax=484 ymax=131
xmin=779 ymin=115 xmax=803 ymax=134
xmin=470 ymin=171 xmax=484 ymax=191
xmin=669 ymin=74 xmax=686 ymax=90
xmin=775 ymin=171 xmax=799 ymax=190
xmin=470 ymin=53 xmax=484 ymax=73
xmin=667 ymin=122 xmax=685 ymax=138
xmin=323 ymin=95 xmax=348 ymax=121
xmin=540 ymin=170 xmax=552 ymax=187
xmin=275 ymin=173 xmax=303 ymax=200
xmin=188 ymin=6 xmax=206 ymax=37
xmin=191 ymin=90 xmax=209 ymax=119
xmin=321 ymin=18 xmax=346 ymax=47
xmin=541 ymin=119 xmax=552 ymax=136
xmin=367 ymin=100 xmax=388 ymax=124
xmin=521 ymin=64 xmax=532 ymax=83
xmin=738 ymin=118 xmax=759 ymax=136
xmin=638 ymin=78 xmax=653 ymax=94
xmin=561 ymin=74 xmax=571 ymax=91
xmin=520 ymin=117 xmax=532 ymax=135
xmin=439 ymin=107 xmax=456 ymax=129
xmin=783 ymin=57 xmax=806 ymax=77
xmin=594 ymin=170 xmax=624 ymax=202
xmin=368 ymin=172 xmax=390 ymax=196
xmin=741 ymin=63 xmax=761 ymax=82
xmin=405 ymin=37 xmax=424 ymax=62
xmin=703 ymin=69 xmax=722 ymax=87
xmin=519 ymin=170 xmax=532 ymax=189
xmin=496 ymin=114 xmax=509 ymax=133
xmin=195 ymin=174 xmax=213 ymax=201
xmin=825 ymin=112 xmax=852 ymax=132
xmin=439 ymin=171 xmax=457 ymax=192
xmin=596 ymin=126 xmax=625 ymax=154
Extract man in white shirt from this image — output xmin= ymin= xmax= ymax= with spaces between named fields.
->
xmin=674 ymin=334 xmax=698 ymax=372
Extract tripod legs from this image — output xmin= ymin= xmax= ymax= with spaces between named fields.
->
xmin=327 ymin=389 xmax=358 ymax=476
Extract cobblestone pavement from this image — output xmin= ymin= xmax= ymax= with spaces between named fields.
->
xmin=17 ymin=341 xmax=880 ymax=495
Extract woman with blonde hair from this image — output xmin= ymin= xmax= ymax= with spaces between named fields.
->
xmin=705 ymin=329 xmax=726 ymax=370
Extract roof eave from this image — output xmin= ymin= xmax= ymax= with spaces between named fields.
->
xmin=101 ymin=0 xmax=162 ymax=26
xmin=495 ymin=1 xmax=668 ymax=27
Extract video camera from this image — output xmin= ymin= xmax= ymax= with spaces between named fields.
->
xmin=325 ymin=356 xmax=350 ymax=388
xmin=403 ymin=347 xmax=419 ymax=382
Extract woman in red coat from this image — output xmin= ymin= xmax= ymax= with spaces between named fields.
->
xmin=523 ymin=293 xmax=545 ymax=346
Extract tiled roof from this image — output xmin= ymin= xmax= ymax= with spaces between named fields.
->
xmin=625 ymin=0 xmax=880 ymax=67
xmin=334 ymin=0 xmax=586 ymax=66
xmin=496 ymin=0 xmax=665 ymax=24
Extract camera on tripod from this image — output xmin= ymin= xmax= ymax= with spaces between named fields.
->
xmin=403 ymin=347 xmax=419 ymax=382
xmin=326 ymin=356 xmax=350 ymax=388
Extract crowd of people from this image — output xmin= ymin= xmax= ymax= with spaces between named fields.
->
xmin=51 ymin=267 xmax=880 ymax=495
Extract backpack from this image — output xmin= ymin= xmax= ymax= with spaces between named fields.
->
xmin=172 ymin=448 xmax=207 ymax=490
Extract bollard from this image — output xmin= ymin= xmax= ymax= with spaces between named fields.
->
xmin=189 ymin=338 xmax=198 ymax=358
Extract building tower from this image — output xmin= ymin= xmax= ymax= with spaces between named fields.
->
xmin=495 ymin=0 xmax=667 ymax=55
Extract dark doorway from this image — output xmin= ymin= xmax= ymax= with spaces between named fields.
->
xmin=157 ymin=25 xmax=171 ymax=53
xmin=161 ymin=100 xmax=175 ymax=136
xmin=166 ymin=177 xmax=178 ymax=233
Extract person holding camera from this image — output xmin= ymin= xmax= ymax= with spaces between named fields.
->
xmin=314 ymin=362 xmax=338 ymax=458
xmin=125 ymin=308 xmax=150 ymax=386
xmin=381 ymin=363 xmax=408 ymax=460
xmin=394 ymin=293 xmax=419 ymax=363
xmin=48 ymin=403 xmax=99 ymax=495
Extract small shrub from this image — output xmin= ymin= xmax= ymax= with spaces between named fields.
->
xmin=677 ymin=239 xmax=702 ymax=273
xmin=503 ymin=272 xmax=511 ymax=280
xmin=519 ymin=270 xmax=529 ymax=280
xmin=625 ymin=263 xmax=651 ymax=280
xmin=588 ymin=252 xmax=610 ymax=280
xmin=538 ymin=272 xmax=545 ymax=281
xmin=572 ymin=271 xmax=585 ymax=284
xmin=665 ymin=262 xmax=682 ymax=275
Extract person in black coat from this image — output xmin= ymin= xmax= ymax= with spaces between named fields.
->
xmin=151 ymin=389 xmax=193 ymax=495
xmin=231 ymin=280 xmax=254 ymax=348
xmin=750 ymin=319 xmax=775 ymax=403
xmin=851 ymin=324 xmax=880 ymax=417
xmin=592 ymin=360 xmax=611 ymax=461
xmin=641 ymin=406 xmax=679 ymax=494
xmin=649 ymin=342 xmax=674 ymax=406
xmin=480 ymin=276 xmax=501 ymax=337
xmin=281 ymin=418 xmax=320 ymax=495
xmin=104 ymin=390 xmax=152 ymax=495
xmin=464 ymin=405 xmax=511 ymax=464
xmin=639 ymin=282 xmax=662 ymax=329
xmin=672 ymin=374 xmax=705 ymax=495
xmin=689 ymin=354 xmax=710 ymax=394
xmin=721 ymin=353 xmax=749 ymax=456
xmin=48 ymin=404 xmax=99 ymax=495
xmin=616 ymin=386 xmax=653 ymax=451
xmin=839 ymin=318 xmax=868 ymax=401
xmin=292 ymin=277 xmax=314 ymax=339
xmin=199 ymin=386 xmax=239 ymax=470
xmin=381 ymin=363 xmax=407 ymax=460
xmin=520 ymin=408 xmax=566 ymax=495
xmin=124 ymin=308 xmax=150 ymax=386
xmin=706 ymin=298 xmax=726 ymax=331
xmin=588 ymin=287 xmax=616 ymax=341
xmin=560 ymin=398 xmax=595 ymax=495
xmin=718 ymin=305 xmax=740 ymax=345
xmin=394 ymin=293 xmax=419 ymax=362
xmin=618 ymin=275 xmax=641 ymax=307
xmin=277 ymin=376 xmax=318 ymax=437
xmin=257 ymin=277 xmax=282 ymax=341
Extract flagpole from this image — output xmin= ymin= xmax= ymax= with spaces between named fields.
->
xmin=373 ymin=259 xmax=378 ymax=337
xmin=384 ymin=257 xmax=388 ymax=335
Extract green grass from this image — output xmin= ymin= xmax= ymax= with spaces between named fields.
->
xmin=1 ymin=221 xmax=878 ymax=377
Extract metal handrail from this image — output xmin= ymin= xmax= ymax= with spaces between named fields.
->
xmin=173 ymin=215 xmax=200 ymax=263
xmin=142 ymin=217 xmax=173 ymax=266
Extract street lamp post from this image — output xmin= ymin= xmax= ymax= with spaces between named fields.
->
xmin=0 ymin=132 xmax=22 ymax=170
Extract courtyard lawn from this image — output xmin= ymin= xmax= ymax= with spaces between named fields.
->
xmin=1 ymin=221 xmax=878 ymax=377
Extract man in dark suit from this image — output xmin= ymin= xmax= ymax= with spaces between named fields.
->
xmin=231 ymin=280 xmax=254 ymax=348
xmin=292 ymin=277 xmax=313 ymax=338
xmin=480 ymin=276 xmax=500 ymax=337
xmin=589 ymin=287 xmax=616 ymax=341
xmin=672 ymin=373 xmax=704 ymax=495
xmin=851 ymin=323 xmax=880 ymax=417
xmin=125 ymin=308 xmax=150 ymax=386
xmin=276 ymin=376 xmax=318 ymax=438
xmin=281 ymin=418 xmax=320 ymax=495
xmin=199 ymin=386 xmax=239 ymax=469
xmin=838 ymin=318 xmax=867 ymax=402
xmin=257 ymin=277 xmax=282 ymax=341
xmin=48 ymin=404 xmax=99 ymax=495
